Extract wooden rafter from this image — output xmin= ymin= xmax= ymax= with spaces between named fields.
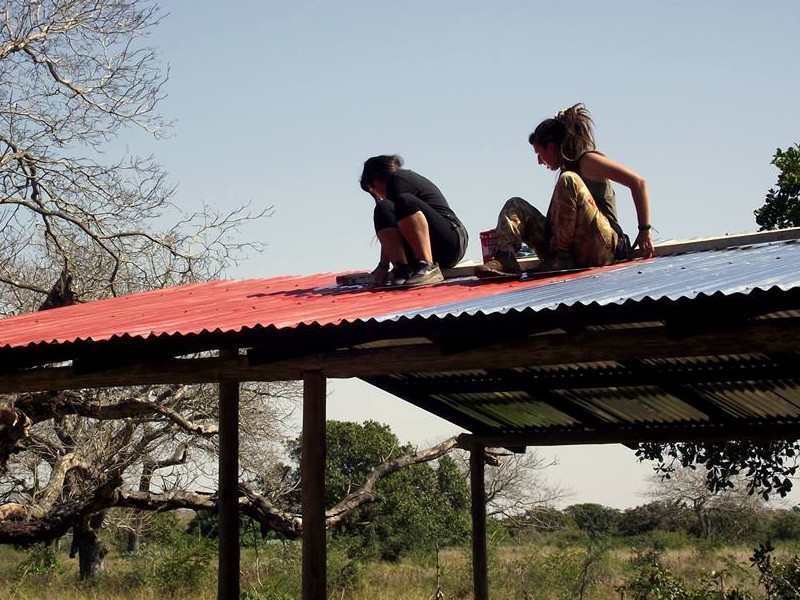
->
xmin=2 ymin=317 xmax=799 ymax=393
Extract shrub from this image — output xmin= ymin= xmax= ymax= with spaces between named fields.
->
xmin=115 ymin=537 xmax=217 ymax=596
xmin=153 ymin=538 xmax=216 ymax=595
xmin=623 ymin=546 xmax=753 ymax=600
xmin=634 ymin=529 xmax=694 ymax=551
xmin=770 ymin=508 xmax=800 ymax=542
xmin=14 ymin=543 xmax=62 ymax=578
xmin=517 ymin=542 xmax=611 ymax=600
xmin=751 ymin=542 xmax=800 ymax=600
xmin=327 ymin=541 xmax=362 ymax=598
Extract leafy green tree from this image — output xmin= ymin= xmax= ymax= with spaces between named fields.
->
xmin=287 ymin=421 xmax=470 ymax=560
xmin=755 ymin=143 xmax=800 ymax=230
xmin=563 ymin=503 xmax=620 ymax=540
xmin=360 ymin=462 xmax=452 ymax=560
xmin=288 ymin=420 xmax=409 ymax=509
xmin=436 ymin=454 xmax=471 ymax=534
xmin=617 ymin=501 xmax=692 ymax=537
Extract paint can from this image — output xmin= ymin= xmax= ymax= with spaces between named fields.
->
xmin=479 ymin=229 xmax=499 ymax=263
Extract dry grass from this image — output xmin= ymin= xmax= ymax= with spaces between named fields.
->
xmin=2 ymin=540 xmax=799 ymax=599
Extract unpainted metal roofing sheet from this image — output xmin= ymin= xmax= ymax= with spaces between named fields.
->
xmin=1 ymin=239 xmax=799 ymax=351
xmin=387 ymin=240 xmax=800 ymax=321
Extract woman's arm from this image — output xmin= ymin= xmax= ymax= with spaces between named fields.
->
xmin=579 ymin=152 xmax=654 ymax=257
xmin=370 ymin=249 xmax=391 ymax=285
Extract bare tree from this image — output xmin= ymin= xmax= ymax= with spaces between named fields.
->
xmin=0 ymin=0 xmax=267 ymax=313
xmin=0 ymin=433 xmax=464 ymax=542
xmin=0 ymin=0 xmax=279 ymax=579
xmin=1 ymin=381 xmax=299 ymax=576
xmin=453 ymin=448 xmax=566 ymax=533
xmin=647 ymin=464 xmax=766 ymax=540
xmin=484 ymin=450 xmax=566 ymax=519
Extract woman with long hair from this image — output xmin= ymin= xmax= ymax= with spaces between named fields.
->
xmin=360 ymin=155 xmax=468 ymax=286
xmin=476 ymin=103 xmax=653 ymax=277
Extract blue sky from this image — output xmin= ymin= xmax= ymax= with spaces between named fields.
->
xmin=134 ymin=1 xmax=800 ymax=507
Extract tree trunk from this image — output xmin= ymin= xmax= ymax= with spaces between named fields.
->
xmin=125 ymin=449 xmax=187 ymax=554
xmin=71 ymin=512 xmax=107 ymax=580
xmin=126 ymin=527 xmax=140 ymax=553
xmin=127 ymin=466 xmax=153 ymax=553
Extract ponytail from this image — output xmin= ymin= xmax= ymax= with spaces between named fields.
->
xmin=529 ymin=103 xmax=596 ymax=164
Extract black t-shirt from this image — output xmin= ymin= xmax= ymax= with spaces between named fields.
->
xmin=385 ymin=169 xmax=461 ymax=225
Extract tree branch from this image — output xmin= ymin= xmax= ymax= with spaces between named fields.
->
xmin=14 ymin=391 xmax=218 ymax=435
xmin=0 ymin=475 xmax=122 ymax=544
xmin=0 ymin=436 xmax=464 ymax=544
xmin=325 ymin=436 xmax=461 ymax=526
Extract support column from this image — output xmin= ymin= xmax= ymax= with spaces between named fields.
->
xmin=470 ymin=444 xmax=489 ymax=600
xmin=302 ymin=370 xmax=326 ymax=600
xmin=217 ymin=349 xmax=240 ymax=600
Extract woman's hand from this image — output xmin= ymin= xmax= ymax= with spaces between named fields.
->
xmin=634 ymin=229 xmax=654 ymax=258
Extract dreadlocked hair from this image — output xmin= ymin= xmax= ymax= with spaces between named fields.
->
xmin=529 ymin=103 xmax=596 ymax=165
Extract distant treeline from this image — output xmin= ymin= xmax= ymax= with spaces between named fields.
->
xmin=500 ymin=500 xmax=800 ymax=545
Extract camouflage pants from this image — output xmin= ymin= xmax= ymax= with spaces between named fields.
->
xmin=494 ymin=171 xmax=618 ymax=267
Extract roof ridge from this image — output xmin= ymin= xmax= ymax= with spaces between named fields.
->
xmin=653 ymin=227 xmax=800 ymax=256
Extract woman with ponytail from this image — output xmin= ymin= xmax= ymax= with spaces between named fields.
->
xmin=476 ymin=103 xmax=653 ymax=277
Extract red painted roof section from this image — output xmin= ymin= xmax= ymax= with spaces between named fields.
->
xmin=0 ymin=269 xmax=605 ymax=350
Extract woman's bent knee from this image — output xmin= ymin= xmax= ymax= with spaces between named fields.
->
xmin=373 ymin=198 xmax=397 ymax=231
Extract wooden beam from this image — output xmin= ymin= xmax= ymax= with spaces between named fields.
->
xmin=217 ymin=349 xmax=240 ymax=600
xmin=470 ymin=444 xmax=489 ymax=600
xmin=360 ymin=375 xmax=492 ymax=433
xmin=302 ymin=371 xmax=326 ymax=600
xmin=2 ymin=318 xmax=800 ymax=392
xmin=652 ymin=227 xmax=800 ymax=256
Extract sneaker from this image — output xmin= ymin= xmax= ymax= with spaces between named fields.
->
xmin=403 ymin=261 xmax=444 ymax=287
xmin=474 ymin=250 xmax=521 ymax=279
xmin=387 ymin=263 xmax=412 ymax=286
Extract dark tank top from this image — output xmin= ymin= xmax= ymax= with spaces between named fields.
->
xmin=563 ymin=151 xmax=630 ymax=259
xmin=567 ymin=151 xmax=620 ymax=227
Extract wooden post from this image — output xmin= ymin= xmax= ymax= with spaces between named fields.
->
xmin=217 ymin=350 xmax=240 ymax=600
xmin=471 ymin=444 xmax=489 ymax=600
xmin=302 ymin=370 xmax=326 ymax=600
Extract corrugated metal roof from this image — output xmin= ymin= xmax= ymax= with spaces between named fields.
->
xmin=3 ymin=233 xmax=800 ymax=445
xmin=390 ymin=240 xmax=800 ymax=320
xmin=1 ymin=238 xmax=799 ymax=352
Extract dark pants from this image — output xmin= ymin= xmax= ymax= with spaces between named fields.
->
xmin=373 ymin=195 xmax=467 ymax=267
